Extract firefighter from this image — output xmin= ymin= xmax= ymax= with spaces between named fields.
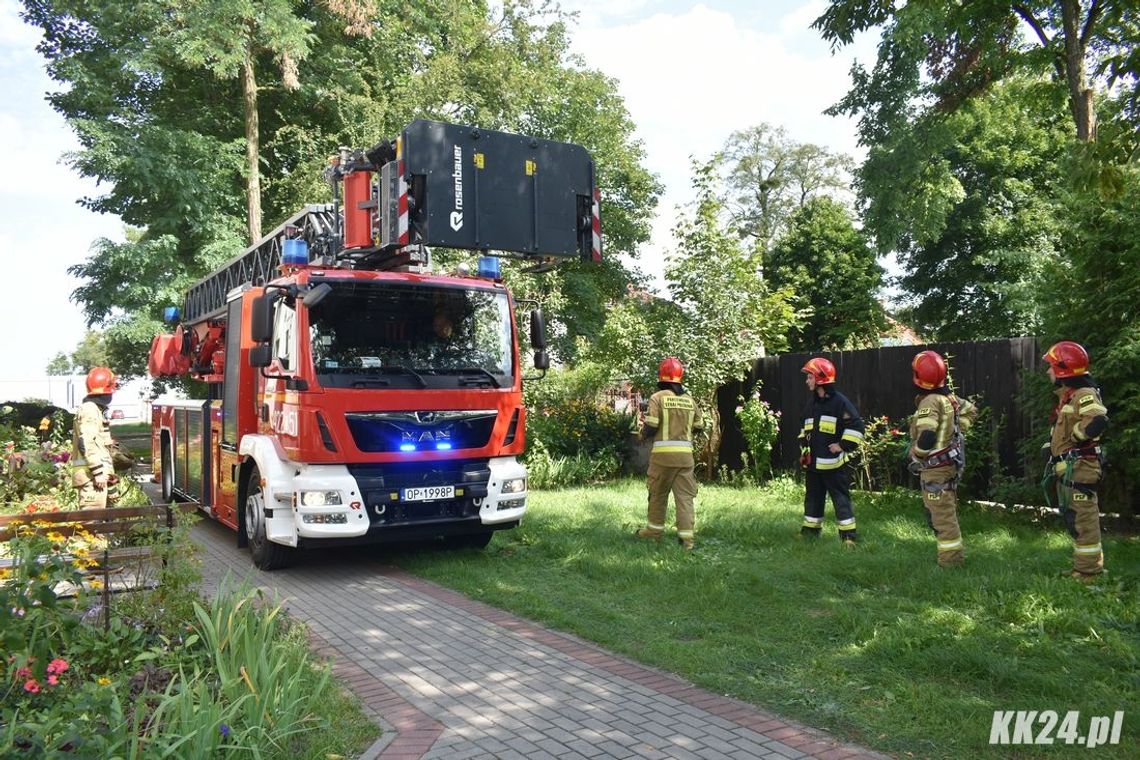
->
xmin=908 ymin=351 xmax=977 ymax=567
xmin=798 ymin=358 xmax=865 ymax=544
xmin=1042 ymin=341 xmax=1108 ymax=580
xmin=72 ymin=367 xmax=119 ymax=508
xmin=635 ymin=357 xmax=704 ymax=550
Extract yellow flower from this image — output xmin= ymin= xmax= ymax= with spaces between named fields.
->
xmin=0 ymin=568 xmax=10 ymax=581
xmin=46 ymin=531 xmax=66 ymax=543
xmin=88 ymin=578 xmax=104 ymax=591
xmin=97 ymin=676 xmax=111 ymax=686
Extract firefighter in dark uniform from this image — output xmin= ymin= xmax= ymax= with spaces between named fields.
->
xmin=798 ymin=358 xmax=864 ymax=544
xmin=908 ymin=351 xmax=977 ymax=567
xmin=636 ymin=357 xmax=704 ymax=550
xmin=1042 ymin=341 xmax=1108 ymax=580
xmin=72 ymin=367 xmax=119 ymax=508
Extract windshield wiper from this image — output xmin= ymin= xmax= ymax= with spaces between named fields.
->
xmin=450 ymin=366 xmax=502 ymax=388
xmin=378 ymin=365 xmax=427 ymax=387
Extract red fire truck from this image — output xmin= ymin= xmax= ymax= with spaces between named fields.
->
xmin=149 ymin=120 xmax=600 ymax=569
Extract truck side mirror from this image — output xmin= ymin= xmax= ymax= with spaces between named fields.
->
xmin=251 ymin=293 xmax=277 ymax=343
xmin=529 ymin=308 xmax=547 ymax=350
xmin=303 ymin=283 xmax=332 ymax=308
xmin=249 ymin=344 xmax=272 ymax=368
xmin=533 ymin=350 xmax=550 ymax=371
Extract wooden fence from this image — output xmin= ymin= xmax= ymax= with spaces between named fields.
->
xmin=717 ymin=338 xmax=1042 ymax=477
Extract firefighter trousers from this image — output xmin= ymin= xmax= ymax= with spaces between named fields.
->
xmin=74 ymin=470 xmax=118 ymax=509
xmin=920 ymin=467 xmax=962 ymax=567
xmin=645 ymin=461 xmax=697 ymax=541
xmin=803 ymin=468 xmax=857 ymax=539
xmin=1060 ymin=483 xmax=1103 ymax=575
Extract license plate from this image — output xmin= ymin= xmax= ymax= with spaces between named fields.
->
xmin=402 ymin=486 xmax=455 ymax=502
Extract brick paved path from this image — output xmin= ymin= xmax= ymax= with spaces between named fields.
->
xmin=191 ymin=519 xmax=890 ymax=760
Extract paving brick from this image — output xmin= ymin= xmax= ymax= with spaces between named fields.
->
xmin=182 ymin=518 xmax=884 ymax=760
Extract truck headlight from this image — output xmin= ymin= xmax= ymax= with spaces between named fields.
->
xmin=299 ymin=490 xmax=342 ymax=507
xmin=501 ymin=477 xmax=526 ymax=494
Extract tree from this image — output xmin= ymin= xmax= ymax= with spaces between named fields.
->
xmin=22 ymin=0 xmax=658 ymax=375
xmin=164 ymin=0 xmax=316 ymax=243
xmin=815 ymin=1 xmax=1139 ymax=144
xmin=862 ymin=78 xmax=1071 ymax=340
xmin=767 ymin=197 xmax=886 ymax=350
xmin=663 ymin=161 xmax=800 ymax=475
xmin=45 ymin=353 xmax=72 ymax=376
xmin=43 ymin=330 xmax=109 ymax=376
xmin=719 ymin=124 xmax=853 ymax=252
xmin=1040 ymin=163 xmax=1140 ymax=508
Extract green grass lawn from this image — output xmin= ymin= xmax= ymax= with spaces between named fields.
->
xmin=392 ymin=477 xmax=1139 ymax=759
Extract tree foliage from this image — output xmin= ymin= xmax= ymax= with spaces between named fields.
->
xmin=767 ymin=196 xmax=885 ymax=351
xmin=22 ymin=0 xmax=658 ymax=376
xmin=1041 ymin=162 xmax=1140 ymax=489
xmin=865 ymin=78 xmax=1071 ymax=340
xmin=815 ymin=0 xmax=1139 ymax=144
xmin=44 ymin=331 xmax=108 ymax=375
xmin=718 ymin=124 xmax=853 ymax=252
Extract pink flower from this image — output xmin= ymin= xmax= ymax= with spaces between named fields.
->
xmin=47 ymin=659 xmax=69 ymax=676
xmin=23 ymin=679 xmax=40 ymax=694
xmin=15 ymin=666 xmax=31 ymax=679
xmin=47 ymin=675 xmax=59 ymax=686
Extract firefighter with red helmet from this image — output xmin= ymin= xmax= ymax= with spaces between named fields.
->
xmin=798 ymin=357 xmax=865 ymax=543
xmin=636 ymin=357 xmax=704 ymax=550
xmin=908 ymin=351 xmax=977 ymax=567
xmin=1042 ymin=341 xmax=1108 ymax=580
xmin=72 ymin=367 xmax=120 ymax=508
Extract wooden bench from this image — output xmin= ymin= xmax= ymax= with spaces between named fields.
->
xmin=0 ymin=503 xmax=198 ymax=629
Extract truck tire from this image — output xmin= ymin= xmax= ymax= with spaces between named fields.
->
xmin=245 ymin=466 xmax=293 ymax=570
xmin=445 ymin=531 xmax=493 ymax=550
xmin=160 ymin=441 xmax=175 ymax=503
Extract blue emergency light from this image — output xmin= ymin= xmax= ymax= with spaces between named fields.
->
xmin=476 ymin=256 xmax=501 ymax=280
xmin=163 ymin=307 xmax=180 ymax=323
xmin=399 ymin=443 xmax=416 ymax=452
xmin=282 ymin=239 xmax=309 ymax=266
xmin=435 ymin=442 xmax=453 ymax=451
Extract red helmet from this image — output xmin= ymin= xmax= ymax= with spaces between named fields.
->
xmin=801 ymin=357 xmax=836 ymax=384
xmin=1043 ymin=341 xmax=1089 ymax=378
xmin=86 ymin=366 xmax=117 ymax=395
xmin=912 ymin=350 xmax=947 ymax=390
xmin=658 ymin=357 xmax=684 ymax=383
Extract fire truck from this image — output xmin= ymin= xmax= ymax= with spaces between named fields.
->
xmin=148 ymin=120 xmax=600 ymax=569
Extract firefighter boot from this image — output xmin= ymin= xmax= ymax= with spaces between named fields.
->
xmin=635 ymin=526 xmax=664 ymax=540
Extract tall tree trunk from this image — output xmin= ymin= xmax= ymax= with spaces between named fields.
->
xmin=241 ymin=39 xmax=263 ymax=243
xmin=1060 ymin=0 xmax=1096 ymax=142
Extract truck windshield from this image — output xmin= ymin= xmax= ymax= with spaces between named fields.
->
xmin=307 ymin=281 xmax=514 ymax=389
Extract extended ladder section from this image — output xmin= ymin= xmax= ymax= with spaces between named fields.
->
xmin=180 ymin=120 xmax=601 ymax=324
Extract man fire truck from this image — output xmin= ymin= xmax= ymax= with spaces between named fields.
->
xmin=149 ymin=120 xmax=601 ymax=569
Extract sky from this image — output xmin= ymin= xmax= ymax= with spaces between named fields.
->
xmin=0 ymin=0 xmax=875 ymax=380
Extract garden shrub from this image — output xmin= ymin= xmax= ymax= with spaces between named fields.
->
xmin=735 ymin=394 xmax=781 ymax=483
xmin=522 ymin=365 xmax=635 ymax=486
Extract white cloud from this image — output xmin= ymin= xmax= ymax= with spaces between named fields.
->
xmin=570 ymin=2 xmax=877 ymax=288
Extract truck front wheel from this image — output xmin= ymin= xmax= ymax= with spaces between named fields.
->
xmin=245 ymin=467 xmax=293 ymax=571
xmin=160 ymin=440 xmax=174 ymax=503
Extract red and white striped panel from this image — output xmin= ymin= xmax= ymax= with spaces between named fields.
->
xmin=396 ymin=138 xmax=409 ymax=246
xmin=397 ymin=165 xmax=408 ymax=246
xmin=591 ymin=187 xmax=602 ymax=262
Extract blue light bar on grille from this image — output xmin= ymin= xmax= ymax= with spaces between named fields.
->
xmin=435 ymin=442 xmax=452 ymax=450
xmin=399 ymin=443 xmax=416 ymax=452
